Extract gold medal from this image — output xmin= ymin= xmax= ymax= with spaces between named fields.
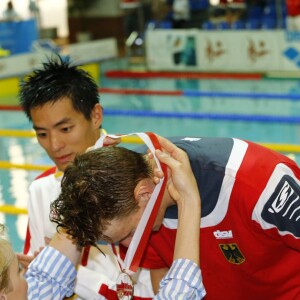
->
xmin=116 ymin=271 xmax=134 ymax=300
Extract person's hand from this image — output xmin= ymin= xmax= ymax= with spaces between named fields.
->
xmin=103 ymin=136 xmax=121 ymax=147
xmin=16 ymin=237 xmax=50 ymax=270
xmin=86 ymin=136 xmax=121 ymax=153
xmin=17 ymin=253 xmax=35 ymax=270
xmin=17 ymin=246 xmax=45 ymax=270
xmin=153 ymin=135 xmax=200 ymax=206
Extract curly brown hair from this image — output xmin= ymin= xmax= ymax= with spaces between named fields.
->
xmin=50 ymin=146 xmax=151 ymax=248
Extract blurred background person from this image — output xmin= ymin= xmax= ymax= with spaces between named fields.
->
xmin=171 ymin=0 xmax=191 ymax=28
xmin=28 ymin=0 xmax=41 ymax=28
xmin=2 ymin=1 xmax=20 ymax=21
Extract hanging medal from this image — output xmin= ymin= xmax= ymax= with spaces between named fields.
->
xmin=116 ymin=271 xmax=134 ymax=300
xmin=112 ymin=244 xmax=135 ymax=300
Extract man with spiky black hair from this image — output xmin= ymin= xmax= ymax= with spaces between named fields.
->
xmin=18 ymin=55 xmax=154 ymax=299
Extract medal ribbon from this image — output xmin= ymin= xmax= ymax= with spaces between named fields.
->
xmin=94 ymin=132 xmax=168 ymax=274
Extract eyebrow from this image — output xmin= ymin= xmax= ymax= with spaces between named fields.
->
xmin=33 ymin=118 xmax=73 ymax=131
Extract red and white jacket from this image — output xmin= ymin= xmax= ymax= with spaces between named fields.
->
xmin=125 ymin=137 xmax=300 ymax=300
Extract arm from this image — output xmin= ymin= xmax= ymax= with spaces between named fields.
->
xmin=154 ymin=135 xmax=200 ymax=263
xmin=152 ymin=135 xmax=206 ymax=299
xmin=150 ymin=268 xmax=169 ymax=294
xmin=18 ymin=177 xmax=59 ymax=269
xmin=26 ymin=232 xmax=155 ymax=300
xmin=25 ymin=229 xmax=81 ymax=300
xmin=48 ymin=229 xmax=81 ymax=265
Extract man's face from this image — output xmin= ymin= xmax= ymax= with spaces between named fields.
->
xmin=103 ymin=206 xmax=146 ymax=248
xmin=102 ymin=194 xmax=164 ymax=248
xmin=30 ymin=97 xmax=102 ymax=171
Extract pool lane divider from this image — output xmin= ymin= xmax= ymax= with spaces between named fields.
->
xmin=0 ymin=204 xmax=27 ymax=215
xmin=1 ymin=89 xmax=300 ymax=111
xmin=99 ymin=87 xmax=182 ymax=96
xmin=103 ymin=110 xmax=300 ymax=124
xmin=105 ymin=70 xmax=263 ymax=80
xmin=2 ymin=106 xmax=300 ymax=124
xmin=1 ymin=129 xmax=300 ymax=154
xmin=0 ymin=129 xmax=143 ymax=143
xmin=99 ymin=88 xmax=300 ymax=100
xmin=0 ymin=160 xmax=49 ymax=171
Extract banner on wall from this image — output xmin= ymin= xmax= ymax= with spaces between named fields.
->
xmin=0 ymin=19 xmax=38 ymax=55
xmin=146 ymin=29 xmax=199 ymax=70
xmin=146 ymin=29 xmax=300 ymax=73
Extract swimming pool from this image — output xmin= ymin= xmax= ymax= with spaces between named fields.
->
xmin=1 ymin=59 xmax=300 ymax=252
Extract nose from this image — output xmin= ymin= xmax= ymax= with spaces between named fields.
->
xmin=49 ymin=134 xmax=64 ymax=152
xmin=120 ymin=237 xmax=133 ymax=248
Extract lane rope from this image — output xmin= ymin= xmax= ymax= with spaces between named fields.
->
xmin=1 ymin=129 xmax=300 ymax=153
xmin=0 ymin=205 xmax=27 ymax=215
xmin=1 ymin=89 xmax=300 ymax=105
xmin=104 ymin=109 xmax=300 ymax=124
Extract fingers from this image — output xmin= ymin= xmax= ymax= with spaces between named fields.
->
xmin=44 ymin=237 xmax=51 ymax=245
xmin=103 ymin=136 xmax=121 ymax=146
xmin=155 ymin=135 xmax=176 ymax=154
xmin=155 ymin=135 xmax=186 ymax=162
xmin=155 ymin=149 xmax=175 ymax=167
xmin=33 ymin=246 xmax=44 ymax=257
xmin=17 ymin=253 xmax=34 ymax=269
xmin=152 ymin=166 xmax=164 ymax=184
xmin=17 ymin=253 xmax=34 ymax=262
xmin=85 ymin=145 xmax=94 ymax=153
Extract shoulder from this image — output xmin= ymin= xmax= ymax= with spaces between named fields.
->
xmin=35 ymin=166 xmax=57 ymax=180
xmin=29 ymin=166 xmax=61 ymax=196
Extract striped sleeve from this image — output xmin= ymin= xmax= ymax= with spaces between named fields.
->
xmin=155 ymin=259 xmax=206 ymax=300
xmin=25 ymin=246 xmax=77 ymax=300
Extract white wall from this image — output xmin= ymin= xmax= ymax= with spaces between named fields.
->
xmin=39 ymin=0 xmax=68 ymax=37
xmin=85 ymin=0 xmax=122 ymax=17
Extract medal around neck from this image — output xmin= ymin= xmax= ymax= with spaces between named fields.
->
xmin=116 ymin=271 xmax=134 ymax=300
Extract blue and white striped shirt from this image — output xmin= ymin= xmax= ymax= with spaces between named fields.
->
xmin=25 ymin=247 xmax=205 ymax=299
xmin=26 ymin=246 xmax=76 ymax=300
xmin=156 ymin=259 xmax=206 ymax=299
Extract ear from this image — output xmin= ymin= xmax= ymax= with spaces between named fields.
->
xmin=0 ymin=294 xmax=7 ymax=300
xmin=134 ymin=179 xmax=155 ymax=207
xmin=91 ymin=103 xmax=103 ymax=128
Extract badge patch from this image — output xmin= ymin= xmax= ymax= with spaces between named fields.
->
xmin=261 ymin=175 xmax=300 ymax=237
xmin=219 ymin=243 xmax=245 ymax=264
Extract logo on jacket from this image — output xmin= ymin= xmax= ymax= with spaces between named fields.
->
xmin=213 ymin=230 xmax=233 ymax=239
xmin=219 ymin=243 xmax=245 ymax=264
xmin=262 ymin=175 xmax=300 ymax=237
